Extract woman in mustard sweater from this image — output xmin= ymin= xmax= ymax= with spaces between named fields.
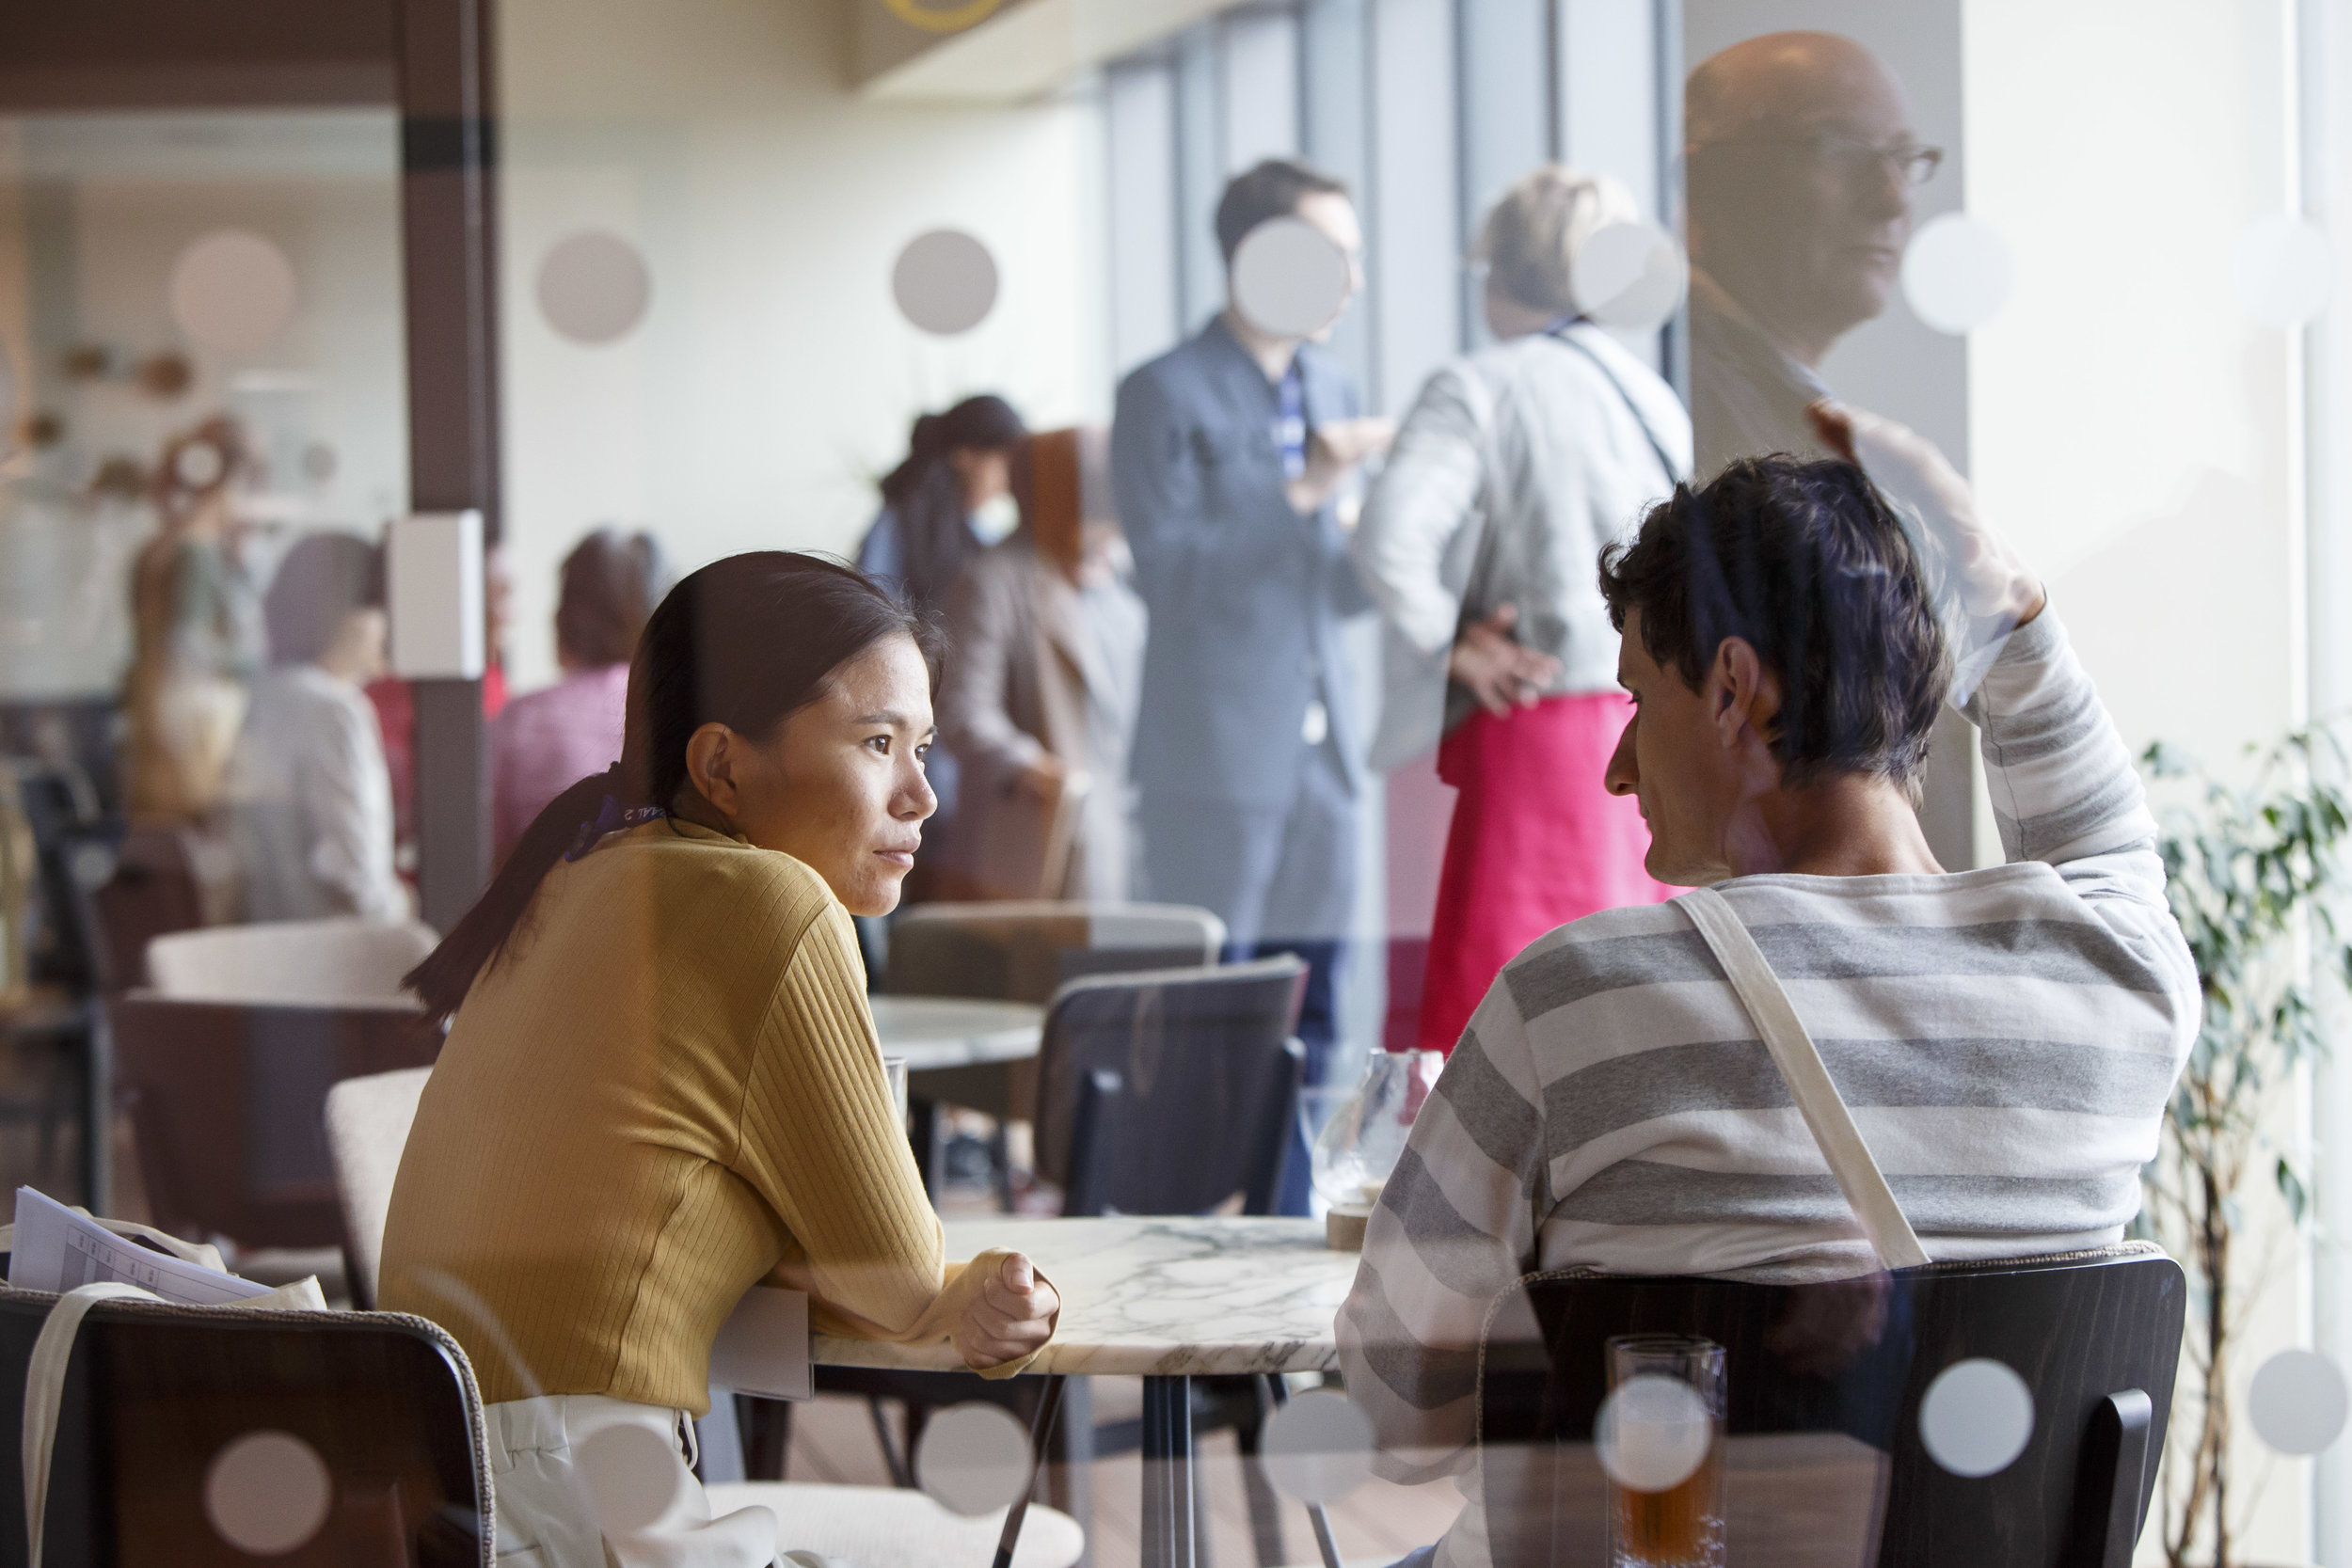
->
xmin=380 ymin=552 xmax=1059 ymax=1567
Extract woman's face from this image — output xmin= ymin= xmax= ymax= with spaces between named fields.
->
xmin=684 ymin=634 xmax=939 ymax=916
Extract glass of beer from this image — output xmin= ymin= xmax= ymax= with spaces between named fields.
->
xmin=1599 ymin=1335 xmax=1726 ymax=1567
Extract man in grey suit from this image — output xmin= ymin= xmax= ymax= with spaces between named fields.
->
xmin=1112 ymin=159 xmax=1392 ymax=1212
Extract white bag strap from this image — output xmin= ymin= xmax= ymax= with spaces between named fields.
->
xmin=1676 ymin=887 xmax=1931 ymax=1271
xmin=24 ymin=1282 xmax=152 ymax=1565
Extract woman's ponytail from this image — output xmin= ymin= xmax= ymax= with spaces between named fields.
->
xmin=401 ymin=552 xmax=933 ymax=1022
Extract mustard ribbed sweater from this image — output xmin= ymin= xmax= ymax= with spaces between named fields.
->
xmin=379 ymin=818 xmax=1015 ymax=1410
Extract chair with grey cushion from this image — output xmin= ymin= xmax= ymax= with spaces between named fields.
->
xmin=1477 ymin=1243 xmax=2187 ymax=1568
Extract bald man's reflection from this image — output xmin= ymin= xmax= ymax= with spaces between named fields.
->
xmin=1685 ymin=31 xmax=1943 ymax=477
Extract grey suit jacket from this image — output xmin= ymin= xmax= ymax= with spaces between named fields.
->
xmin=1111 ymin=316 xmax=1371 ymax=808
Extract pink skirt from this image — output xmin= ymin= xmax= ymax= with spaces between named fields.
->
xmin=1417 ymin=692 xmax=1672 ymax=1055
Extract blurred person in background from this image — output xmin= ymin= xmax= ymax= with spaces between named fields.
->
xmin=858 ymin=394 xmax=1029 ymax=899
xmin=1355 ymin=166 xmax=1689 ymax=1056
xmin=122 ymin=417 xmax=262 ymax=824
xmin=1683 ymin=32 xmax=1934 ymax=476
xmin=1113 ymin=158 xmax=1393 ymax=1214
xmin=939 ymin=428 xmax=1146 ymax=902
xmin=491 ymin=530 xmax=667 ymax=864
xmin=224 ymin=531 xmax=407 ymax=923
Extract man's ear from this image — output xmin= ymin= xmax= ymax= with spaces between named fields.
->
xmin=1709 ymin=637 xmax=1781 ymax=749
xmin=683 ymin=722 xmax=737 ymax=816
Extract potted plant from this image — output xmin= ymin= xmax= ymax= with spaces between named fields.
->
xmin=2137 ymin=732 xmax=2352 ymax=1568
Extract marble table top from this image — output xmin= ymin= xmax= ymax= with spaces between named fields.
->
xmin=810 ymin=1215 xmax=1358 ymax=1376
xmin=867 ymin=995 xmax=1042 ymax=1072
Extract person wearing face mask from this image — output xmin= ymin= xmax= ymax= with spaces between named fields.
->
xmin=858 ymin=395 xmax=1028 ymax=899
xmin=381 ymin=554 xmax=1065 ymax=1568
xmin=1683 ymin=32 xmax=1941 ymax=478
xmin=221 ymin=531 xmax=408 ymax=924
xmin=939 ymin=428 xmax=1146 ymax=902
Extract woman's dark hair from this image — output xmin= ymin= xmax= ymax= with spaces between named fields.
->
xmin=1597 ymin=455 xmax=1950 ymax=792
xmin=263 ymin=531 xmax=385 ymax=665
xmin=555 ymin=529 xmax=667 ymax=668
xmin=877 ymin=393 xmax=1025 ymax=614
xmin=405 ymin=551 xmax=933 ymax=1020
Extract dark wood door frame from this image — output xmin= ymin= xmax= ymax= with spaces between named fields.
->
xmin=397 ymin=0 xmax=502 ymax=930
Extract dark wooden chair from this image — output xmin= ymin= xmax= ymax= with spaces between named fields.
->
xmin=882 ymin=898 xmax=1227 ymax=1200
xmin=1477 ymin=1243 xmax=2186 ymax=1568
xmin=1038 ymin=958 xmax=1307 ymax=1220
xmin=0 ymin=1283 xmax=492 ymax=1567
xmin=111 ymin=995 xmax=442 ymax=1252
xmin=75 ymin=828 xmax=209 ymax=995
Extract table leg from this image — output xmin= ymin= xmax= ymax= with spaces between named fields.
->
xmin=992 ymin=1374 xmax=1067 ymax=1568
xmin=1142 ymin=1374 xmax=1194 ymax=1568
xmin=1265 ymin=1375 xmax=1343 ymax=1568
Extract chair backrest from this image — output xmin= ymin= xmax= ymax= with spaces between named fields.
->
xmin=77 ymin=825 xmax=208 ymax=993
xmin=8 ymin=759 xmax=104 ymax=991
xmin=0 ymin=1285 xmax=492 ymax=1567
xmin=146 ymin=918 xmax=439 ymax=1006
xmin=1033 ymin=956 xmax=1306 ymax=1215
xmin=325 ymin=1067 xmax=433 ymax=1310
xmin=1476 ymin=1244 xmax=2186 ymax=1568
xmin=884 ymin=900 xmax=1228 ymax=1004
xmin=112 ymin=996 xmax=442 ymax=1251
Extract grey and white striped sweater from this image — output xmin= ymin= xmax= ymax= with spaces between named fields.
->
xmin=1336 ymin=609 xmax=2199 ymax=1504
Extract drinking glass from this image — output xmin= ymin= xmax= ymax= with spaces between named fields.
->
xmin=882 ymin=1056 xmax=910 ymax=1126
xmin=1306 ymin=1050 xmax=1443 ymax=1212
xmin=1600 ymin=1336 xmax=1726 ymax=1568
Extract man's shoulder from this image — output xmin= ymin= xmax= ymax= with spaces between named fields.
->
xmin=1120 ymin=326 xmax=1226 ymax=396
xmin=1491 ymin=900 xmax=1712 ymax=1023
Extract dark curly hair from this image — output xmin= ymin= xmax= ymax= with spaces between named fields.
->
xmin=1597 ymin=455 xmax=1950 ymax=792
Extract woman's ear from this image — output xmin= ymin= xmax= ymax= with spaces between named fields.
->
xmin=682 ymin=722 xmax=738 ymax=817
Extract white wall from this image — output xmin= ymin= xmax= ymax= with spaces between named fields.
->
xmin=1965 ymin=1 xmax=2307 ymax=1560
xmin=496 ymin=0 xmax=1106 ymax=693
xmin=0 ymin=110 xmax=409 ymax=700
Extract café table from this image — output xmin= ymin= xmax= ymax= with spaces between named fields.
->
xmin=866 ymin=997 xmax=1043 ymax=1196
xmin=812 ymin=1213 xmax=1358 ymax=1568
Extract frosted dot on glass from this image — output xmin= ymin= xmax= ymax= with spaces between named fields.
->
xmin=1919 ymin=1358 xmax=2034 ymax=1478
xmin=169 ymin=230 xmax=297 ymax=354
xmin=892 ymin=230 xmax=1000 ymax=337
xmin=203 ymin=1430 xmax=331 ymax=1555
xmin=2249 ymin=1348 xmax=2348 ymax=1455
xmin=1597 ymin=1373 xmax=1713 ymax=1493
xmin=577 ymin=1422 xmax=688 ymax=1533
xmin=1900 ymin=214 xmax=2015 ymax=335
xmin=1260 ymin=1387 xmax=1375 ymax=1503
xmin=1573 ymin=222 xmax=1687 ymax=334
xmin=915 ymin=1402 xmax=1030 ymax=1516
xmin=1231 ymin=217 xmax=1351 ymax=340
xmin=538 ymin=231 xmax=652 ymax=345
